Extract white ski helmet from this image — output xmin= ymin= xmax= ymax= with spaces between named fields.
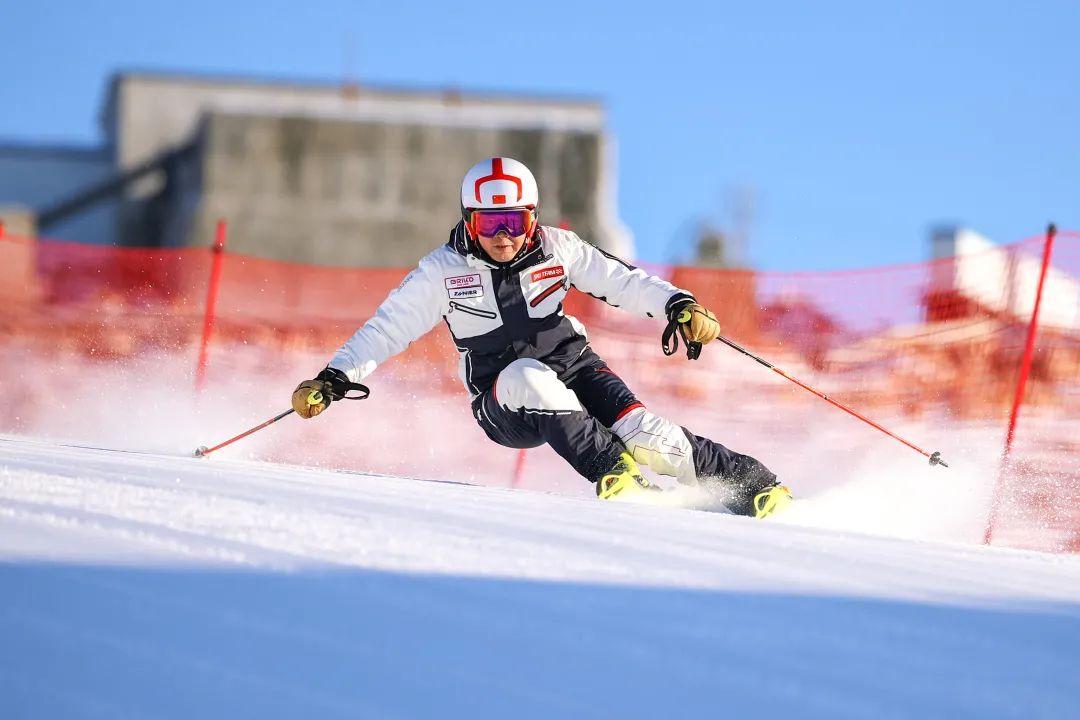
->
xmin=460 ymin=157 xmax=539 ymax=212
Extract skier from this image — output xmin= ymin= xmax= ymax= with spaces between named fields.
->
xmin=291 ymin=157 xmax=791 ymax=517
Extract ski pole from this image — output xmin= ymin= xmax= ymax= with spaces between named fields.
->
xmin=193 ymin=379 xmax=370 ymax=458
xmin=194 ymin=408 xmax=295 ymax=458
xmin=714 ymin=334 xmax=948 ymax=468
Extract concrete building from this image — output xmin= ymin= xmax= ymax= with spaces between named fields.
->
xmin=0 ymin=143 xmax=114 ymax=244
xmin=0 ymin=70 xmax=633 ymax=266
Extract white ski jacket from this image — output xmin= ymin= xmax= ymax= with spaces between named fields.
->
xmin=329 ymin=223 xmax=693 ymax=397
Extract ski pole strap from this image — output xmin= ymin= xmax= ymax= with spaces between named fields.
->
xmin=684 ymin=329 xmax=702 ymax=360
xmin=317 ymin=366 xmax=371 ymax=401
xmin=330 ymin=380 xmax=370 ymax=401
xmin=662 ymin=317 xmax=702 ymax=360
xmin=661 ymin=317 xmax=679 ymax=356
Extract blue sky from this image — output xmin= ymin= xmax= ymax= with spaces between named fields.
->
xmin=1 ymin=0 xmax=1076 ymax=269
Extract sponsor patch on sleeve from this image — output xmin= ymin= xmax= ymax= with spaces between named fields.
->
xmin=449 ymin=287 xmax=484 ymax=299
xmin=530 ymin=265 xmax=565 ymax=283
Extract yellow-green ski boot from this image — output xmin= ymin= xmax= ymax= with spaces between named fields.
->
xmin=752 ymin=484 xmax=793 ymax=518
xmin=596 ymin=452 xmax=659 ymax=500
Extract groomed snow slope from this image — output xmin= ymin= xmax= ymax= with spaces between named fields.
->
xmin=2 ymin=435 xmax=1078 ymax=719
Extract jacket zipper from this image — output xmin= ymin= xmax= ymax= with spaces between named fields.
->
xmin=530 ymin=280 xmax=566 ymax=308
xmin=449 ymin=301 xmax=497 ymax=319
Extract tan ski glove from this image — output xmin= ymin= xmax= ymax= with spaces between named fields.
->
xmin=676 ymin=303 xmax=721 ymax=344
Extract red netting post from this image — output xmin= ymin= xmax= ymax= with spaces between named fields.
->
xmin=0 ymin=219 xmax=5 ymax=239
xmin=984 ymin=223 xmax=1057 ymax=545
xmin=195 ymin=219 xmax=228 ymax=393
xmin=511 ymin=448 xmax=527 ymax=488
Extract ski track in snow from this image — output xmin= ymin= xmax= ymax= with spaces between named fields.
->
xmin=1 ymin=434 xmax=1078 ymax=719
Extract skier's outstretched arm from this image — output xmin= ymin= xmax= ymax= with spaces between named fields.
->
xmin=564 ymin=231 xmax=721 ymax=347
xmin=291 ymin=258 xmax=444 ymax=418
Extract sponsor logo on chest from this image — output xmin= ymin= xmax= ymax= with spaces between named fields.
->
xmin=530 ymin=265 xmax=565 ymax=283
xmin=446 ymin=273 xmax=484 ymax=299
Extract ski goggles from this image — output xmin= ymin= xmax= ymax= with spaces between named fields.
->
xmin=468 ymin=208 xmax=536 ymax=239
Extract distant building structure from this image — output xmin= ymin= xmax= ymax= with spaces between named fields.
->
xmin=929 ymin=226 xmax=1077 ymax=330
xmin=692 ymin=223 xmax=730 ymax=267
xmin=0 ymin=144 xmax=113 ymax=244
xmin=0 ymin=70 xmax=634 ymax=266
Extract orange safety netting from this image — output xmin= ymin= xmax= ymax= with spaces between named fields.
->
xmin=1 ymin=230 xmax=1077 ymax=553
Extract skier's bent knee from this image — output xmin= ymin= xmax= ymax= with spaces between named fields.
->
xmin=494 ymin=358 xmax=582 ymax=414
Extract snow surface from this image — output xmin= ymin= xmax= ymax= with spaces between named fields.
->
xmin=2 ymin=435 xmax=1078 ymax=719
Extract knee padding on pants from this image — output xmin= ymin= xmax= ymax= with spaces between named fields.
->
xmin=494 ymin=359 xmax=583 ymax=414
xmin=610 ymin=407 xmax=697 ymax=483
